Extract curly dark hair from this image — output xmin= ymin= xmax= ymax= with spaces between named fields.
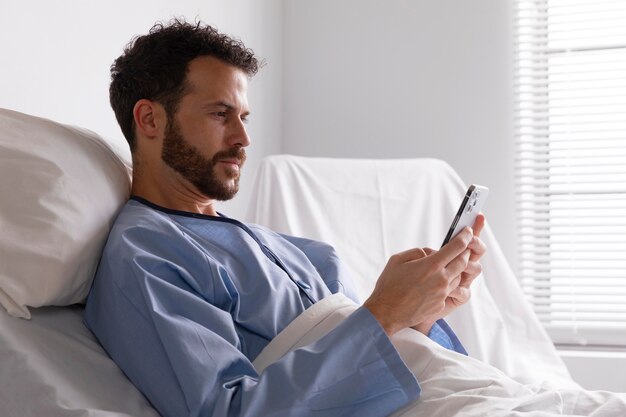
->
xmin=109 ymin=18 xmax=260 ymax=150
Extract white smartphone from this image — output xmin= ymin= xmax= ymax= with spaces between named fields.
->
xmin=441 ymin=184 xmax=489 ymax=247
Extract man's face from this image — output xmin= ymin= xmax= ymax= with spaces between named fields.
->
xmin=161 ymin=56 xmax=250 ymax=201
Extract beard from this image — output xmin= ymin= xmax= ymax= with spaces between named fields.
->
xmin=161 ymin=118 xmax=246 ymax=201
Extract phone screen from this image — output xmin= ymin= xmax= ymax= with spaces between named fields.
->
xmin=441 ymin=184 xmax=488 ymax=247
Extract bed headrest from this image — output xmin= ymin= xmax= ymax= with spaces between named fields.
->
xmin=0 ymin=108 xmax=132 ymax=318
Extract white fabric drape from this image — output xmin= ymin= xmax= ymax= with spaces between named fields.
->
xmin=246 ymin=154 xmax=576 ymax=388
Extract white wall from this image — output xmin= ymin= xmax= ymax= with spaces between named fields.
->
xmin=0 ymin=0 xmax=283 ymax=218
xmin=282 ymin=0 xmax=517 ymax=267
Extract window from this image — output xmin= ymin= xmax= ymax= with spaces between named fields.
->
xmin=514 ymin=0 xmax=626 ymax=347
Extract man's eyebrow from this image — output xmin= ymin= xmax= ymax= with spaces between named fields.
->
xmin=204 ymin=101 xmax=250 ymax=116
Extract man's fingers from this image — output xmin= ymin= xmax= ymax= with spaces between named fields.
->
xmin=449 ymin=274 xmax=462 ymax=291
xmin=461 ymin=261 xmax=483 ymax=283
xmin=468 ymin=236 xmax=487 ymax=261
xmin=391 ymin=247 xmax=428 ymax=264
xmin=433 ymin=227 xmax=473 ymax=266
xmin=448 ymin=286 xmax=471 ymax=305
xmin=472 ymin=213 xmax=486 ymax=237
xmin=445 ymin=249 xmax=471 ymax=278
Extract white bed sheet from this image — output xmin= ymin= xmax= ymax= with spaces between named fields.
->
xmin=254 ymin=293 xmax=626 ymax=417
xmin=0 ymin=304 xmax=160 ymax=417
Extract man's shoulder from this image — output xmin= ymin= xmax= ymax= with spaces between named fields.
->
xmin=99 ymin=199 xmax=212 ymax=283
xmin=104 ymin=199 xmax=186 ymax=253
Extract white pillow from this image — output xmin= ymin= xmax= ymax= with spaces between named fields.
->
xmin=0 ymin=108 xmax=132 ymax=318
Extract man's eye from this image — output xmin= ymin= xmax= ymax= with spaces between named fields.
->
xmin=215 ymin=112 xmax=227 ymax=118
xmin=241 ymin=116 xmax=249 ymax=124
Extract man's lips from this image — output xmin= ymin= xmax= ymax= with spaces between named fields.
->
xmin=219 ymin=159 xmax=240 ymax=165
xmin=214 ymin=147 xmax=246 ymax=170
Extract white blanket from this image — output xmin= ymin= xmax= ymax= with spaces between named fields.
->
xmin=253 ymin=294 xmax=626 ymax=417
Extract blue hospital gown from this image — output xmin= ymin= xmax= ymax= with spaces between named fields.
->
xmin=84 ymin=196 xmax=466 ymax=417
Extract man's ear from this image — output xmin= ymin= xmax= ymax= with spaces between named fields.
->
xmin=133 ymin=99 xmax=166 ymax=139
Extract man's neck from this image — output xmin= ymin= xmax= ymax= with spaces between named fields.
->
xmin=131 ymin=174 xmax=219 ymax=217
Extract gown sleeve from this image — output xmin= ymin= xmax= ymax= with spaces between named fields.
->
xmin=84 ymin=221 xmax=421 ymax=417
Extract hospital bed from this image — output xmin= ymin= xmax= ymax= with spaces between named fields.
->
xmin=0 ymin=108 xmax=583 ymax=416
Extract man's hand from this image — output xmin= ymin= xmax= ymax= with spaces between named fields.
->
xmin=363 ymin=214 xmax=488 ymax=338
xmin=363 ymin=226 xmax=474 ymax=338
xmin=412 ymin=214 xmax=487 ymax=334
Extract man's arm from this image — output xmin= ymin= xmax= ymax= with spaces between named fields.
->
xmin=85 ymin=223 xmax=420 ymax=417
xmin=280 ymin=232 xmax=469 ymax=353
xmin=276 ymin=233 xmax=361 ymax=303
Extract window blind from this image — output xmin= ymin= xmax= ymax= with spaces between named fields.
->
xmin=514 ymin=0 xmax=626 ymax=347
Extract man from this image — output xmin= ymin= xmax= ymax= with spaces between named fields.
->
xmin=84 ymin=19 xmax=486 ymax=417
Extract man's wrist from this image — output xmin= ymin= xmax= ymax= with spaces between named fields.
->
xmin=412 ymin=320 xmax=436 ymax=336
xmin=362 ymin=300 xmax=402 ymax=338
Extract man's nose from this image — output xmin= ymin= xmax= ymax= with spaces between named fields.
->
xmin=228 ymin=119 xmax=250 ymax=148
